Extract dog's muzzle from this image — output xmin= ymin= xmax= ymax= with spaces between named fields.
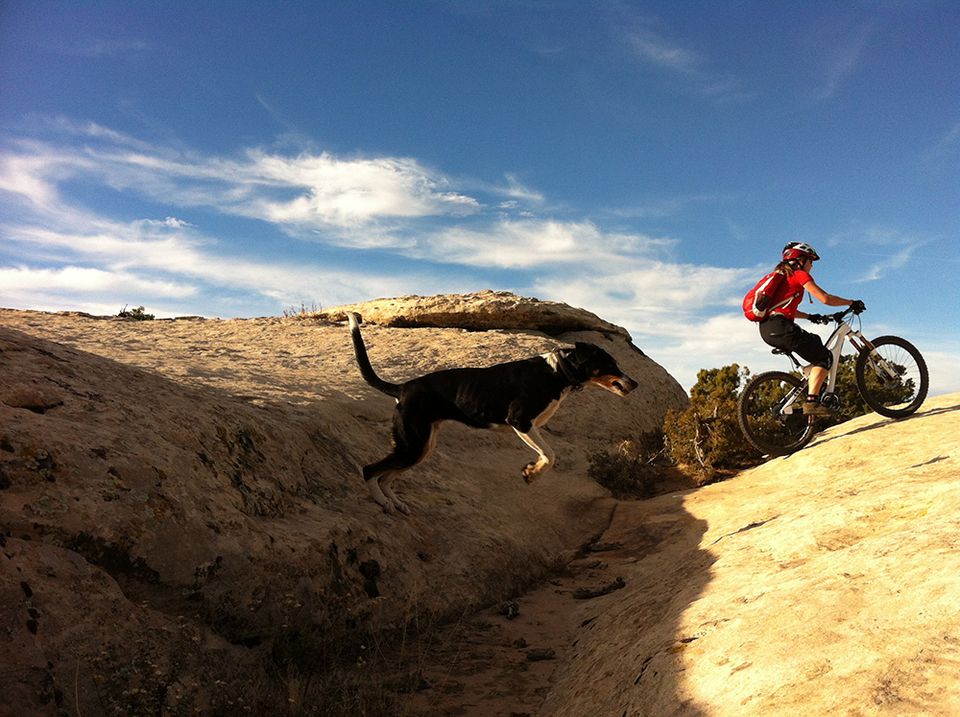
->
xmin=595 ymin=375 xmax=638 ymax=396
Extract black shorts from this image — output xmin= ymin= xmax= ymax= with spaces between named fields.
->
xmin=759 ymin=316 xmax=831 ymax=368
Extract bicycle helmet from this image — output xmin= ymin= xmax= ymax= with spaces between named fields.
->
xmin=782 ymin=241 xmax=820 ymax=262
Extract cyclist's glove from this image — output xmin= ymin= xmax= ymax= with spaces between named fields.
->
xmin=807 ymin=313 xmax=830 ymax=324
xmin=850 ymin=299 xmax=866 ymax=314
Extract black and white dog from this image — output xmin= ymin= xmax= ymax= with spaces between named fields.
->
xmin=347 ymin=312 xmax=638 ymax=513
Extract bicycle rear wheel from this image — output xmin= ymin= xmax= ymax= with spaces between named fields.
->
xmin=855 ymin=335 xmax=928 ymax=418
xmin=738 ymin=371 xmax=816 ymax=456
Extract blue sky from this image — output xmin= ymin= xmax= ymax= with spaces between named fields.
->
xmin=1 ymin=1 xmax=958 ymax=393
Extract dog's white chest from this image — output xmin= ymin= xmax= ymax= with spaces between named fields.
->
xmin=533 ymin=388 xmax=571 ymax=427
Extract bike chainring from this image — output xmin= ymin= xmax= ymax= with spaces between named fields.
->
xmin=820 ymin=392 xmax=842 ymax=410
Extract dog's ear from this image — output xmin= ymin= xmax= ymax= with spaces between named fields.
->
xmin=572 ymin=342 xmax=601 ymax=360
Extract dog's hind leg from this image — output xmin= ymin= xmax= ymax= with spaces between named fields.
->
xmin=361 ymin=466 xmax=397 ymax=513
xmin=379 ymin=472 xmax=409 ymax=515
xmin=363 ymin=456 xmax=416 ymax=514
xmin=362 ymin=412 xmax=434 ymax=513
xmin=512 ymin=425 xmax=556 ymax=483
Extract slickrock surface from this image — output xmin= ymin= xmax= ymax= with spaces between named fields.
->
xmin=0 ymin=297 xmax=686 ymax=715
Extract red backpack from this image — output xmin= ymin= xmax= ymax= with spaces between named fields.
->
xmin=742 ymin=270 xmax=790 ymax=321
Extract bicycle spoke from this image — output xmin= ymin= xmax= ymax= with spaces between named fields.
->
xmin=738 ymin=371 xmax=815 ymax=456
xmin=856 ymin=336 xmax=928 ymax=418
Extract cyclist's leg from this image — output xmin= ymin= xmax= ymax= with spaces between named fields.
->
xmin=760 ymin=318 xmax=831 ymax=406
xmin=790 ymin=328 xmax=831 ymax=398
xmin=807 ymin=366 xmax=828 ymax=397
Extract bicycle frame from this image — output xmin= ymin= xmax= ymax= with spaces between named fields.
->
xmin=741 ymin=308 xmax=926 ymax=455
xmin=776 ymin=311 xmax=889 ymax=416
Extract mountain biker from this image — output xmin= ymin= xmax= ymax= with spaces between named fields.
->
xmin=757 ymin=242 xmax=865 ymax=416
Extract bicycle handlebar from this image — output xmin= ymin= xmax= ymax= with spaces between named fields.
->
xmin=830 ymin=302 xmax=866 ymax=322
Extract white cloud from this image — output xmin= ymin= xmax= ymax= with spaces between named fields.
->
xmin=531 ymin=266 xmax=762 ymax=390
xmin=0 ymin=202 xmax=443 ymax=315
xmin=924 ymin=349 xmax=960 ymax=397
xmin=421 ymin=219 xmax=675 ymax=269
xmin=244 ymin=150 xmax=480 ymax=227
xmin=498 ymin=174 xmax=544 ymax=203
xmin=808 ymin=22 xmax=874 ymax=102
xmin=0 ymin=150 xmax=71 ymax=207
xmin=534 ymin=263 xmax=753 ymax=320
xmin=628 ymin=30 xmax=701 ymax=75
xmin=857 ymin=244 xmax=922 ymax=283
xmin=0 ymin=266 xmax=195 ymax=297
xmin=0 ymin=121 xmax=761 ymax=354
xmin=827 ymin=225 xmax=927 ymax=283
xmin=623 ymin=27 xmax=746 ymax=102
xmin=0 ymin=134 xmax=481 ymax=237
xmin=922 ymin=119 xmax=960 ymax=163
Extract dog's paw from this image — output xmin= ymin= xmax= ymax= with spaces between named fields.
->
xmin=394 ymin=499 xmax=411 ymax=515
xmin=522 ymin=462 xmax=540 ymax=484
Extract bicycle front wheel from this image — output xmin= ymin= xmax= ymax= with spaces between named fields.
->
xmin=855 ymin=335 xmax=928 ymax=418
xmin=738 ymin=371 xmax=816 ymax=456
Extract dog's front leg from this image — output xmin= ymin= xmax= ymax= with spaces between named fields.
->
xmin=512 ymin=425 xmax=556 ymax=483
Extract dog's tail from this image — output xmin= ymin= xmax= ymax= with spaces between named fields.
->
xmin=347 ymin=312 xmax=401 ymax=398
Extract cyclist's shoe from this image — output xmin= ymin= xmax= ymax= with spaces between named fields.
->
xmin=803 ymin=398 xmax=833 ymax=416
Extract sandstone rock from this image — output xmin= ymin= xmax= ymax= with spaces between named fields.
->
xmin=319 ymin=290 xmax=632 ymax=341
xmin=0 ymin=297 xmax=687 ymax=715
xmin=539 ymin=392 xmax=960 ymax=716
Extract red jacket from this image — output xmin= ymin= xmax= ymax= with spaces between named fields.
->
xmin=769 ymin=269 xmax=811 ymax=320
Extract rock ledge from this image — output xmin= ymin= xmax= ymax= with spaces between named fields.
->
xmin=321 ymin=290 xmax=631 ymax=340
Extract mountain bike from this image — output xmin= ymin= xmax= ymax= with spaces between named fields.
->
xmin=737 ymin=307 xmax=928 ymax=456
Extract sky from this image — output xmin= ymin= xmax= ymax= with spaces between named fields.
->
xmin=1 ymin=1 xmax=958 ymax=394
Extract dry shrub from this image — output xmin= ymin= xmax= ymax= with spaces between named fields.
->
xmin=663 ymin=364 xmax=759 ymax=482
xmin=587 ymin=432 xmax=670 ymax=499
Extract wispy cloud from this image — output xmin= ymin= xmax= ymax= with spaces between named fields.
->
xmin=808 ymin=22 xmax=875 ymax=102
xmin=417 ymin=219 xmax=675 ymax=269
xmin=921 ymin=119 xmax=960 ymax=163
xmin=0 ymin=266 xmax=195 ymax=297
xmin=606 ymin=192 xmax=737 ymax=220
xmin=0 ymin=195 xmax=444 ymax=316
xmin=827 ymin=225 xmax=927 ymax=282
xmin=629 ymin=30 xmax=701 ymax=75
xmin=857 ymin=244 xmax=924 ymax=283
xmin=534 ymin=263 xmax=754 ymax=327
xmin=1 ymin=124 xmax=482 ymax=238
xmin=623 ymin=26 xmax=746 ymax=102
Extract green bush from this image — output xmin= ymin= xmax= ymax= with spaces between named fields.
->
xmin=663 ymin=364 xmax=758 ymax=477
xmin=118 ymin=305 xmax=155 ymax=320
xmin=664 ymin=357 xmax=895 ymax=476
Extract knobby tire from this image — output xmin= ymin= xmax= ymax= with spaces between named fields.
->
xmin=738 ymin=371 xmax=816 ymax=457
xmin=855 ymin=335 xmax=928 ymax=418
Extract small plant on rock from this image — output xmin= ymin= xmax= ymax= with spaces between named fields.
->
xmin=118 ymin=305 xmax=155 ymax=321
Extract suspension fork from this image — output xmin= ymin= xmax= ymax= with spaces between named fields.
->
xmin=847 ymin=329 xmax=898 ymax=382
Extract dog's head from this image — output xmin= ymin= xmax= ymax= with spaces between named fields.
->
xmin=566 ymin=342 xmax=638 ymax=396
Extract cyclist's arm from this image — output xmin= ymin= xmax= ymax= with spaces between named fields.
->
xmin=803 ymin=279 xmax=853 ymax=307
